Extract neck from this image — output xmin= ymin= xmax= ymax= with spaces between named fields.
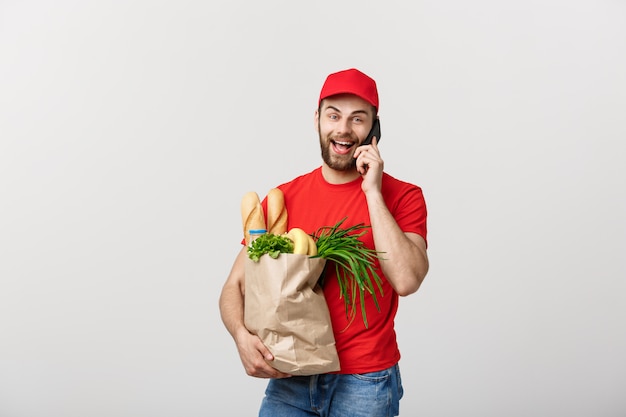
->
xmin=321 ymin=163 xmax=360 ymax=184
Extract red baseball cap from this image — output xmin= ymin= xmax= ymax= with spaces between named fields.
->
xmin=318 ymin=68 xmax=379 ymax=110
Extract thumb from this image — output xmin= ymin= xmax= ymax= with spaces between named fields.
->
xmin=257 ymin=343 xmax=274 ymax=361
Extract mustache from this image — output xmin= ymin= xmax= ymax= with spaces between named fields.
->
xmin=330 ymin=134 xmax=356 ymax=142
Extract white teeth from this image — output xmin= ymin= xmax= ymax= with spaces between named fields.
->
xmin=336 ymin=141 xmax=351 ymax=146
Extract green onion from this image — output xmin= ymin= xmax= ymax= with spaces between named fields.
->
xmin=312 ymin=217 xmax=385 ymax=329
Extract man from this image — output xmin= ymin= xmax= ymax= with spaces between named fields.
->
xmin=219 ymin=68 xmax=429 ymax=416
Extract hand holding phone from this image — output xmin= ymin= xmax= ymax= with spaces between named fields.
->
xmin=358 ymin=119 xmax=381 ymax=175
xmin=362 ymin=119 xmax=381 ymax=146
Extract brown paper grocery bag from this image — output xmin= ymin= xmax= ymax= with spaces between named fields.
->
xmin=244 ymin=254 xmax=340 ymax=375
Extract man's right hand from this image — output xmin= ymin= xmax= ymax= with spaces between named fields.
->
xmin=235 ymin=328 xmax=292 ymax=379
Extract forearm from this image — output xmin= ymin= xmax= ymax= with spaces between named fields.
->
xmin=219 ymin=283 xmax=248 ymax=341
xmin=219 ymin=248 xmax=249 ymax=342
xmin=366 ymin=192 xmax=429 ymax=296
xmin=219 ymin=247 xmax=292 ymax=378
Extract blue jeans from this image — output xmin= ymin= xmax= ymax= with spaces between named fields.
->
xmin=259 ymin=364 xmax=404 ymax=417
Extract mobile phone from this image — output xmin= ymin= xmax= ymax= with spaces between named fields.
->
xmin=362 ymin=119 xmax=381 ymax=146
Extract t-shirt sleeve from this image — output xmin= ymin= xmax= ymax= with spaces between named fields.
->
xmin=391 ymin=185 xmax=428 ymax=247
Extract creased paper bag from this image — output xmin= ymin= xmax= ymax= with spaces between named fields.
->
xmin=244 ymin=254 xmax=340 ymax=375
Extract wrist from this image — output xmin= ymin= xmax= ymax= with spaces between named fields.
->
xmin=234 ymin=325 xmax=251 ymax=344
xmin=364 ymin=188 xmax=384 ymax=203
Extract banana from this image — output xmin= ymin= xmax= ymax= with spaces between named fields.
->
xmin=306 ymin=234 xmax=318 ymax=256
xmin=287 ymin=228 xmax=311 ymax=255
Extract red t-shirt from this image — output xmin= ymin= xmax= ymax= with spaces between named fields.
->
xmin=258 ymin=167 xmax=427 ymax=374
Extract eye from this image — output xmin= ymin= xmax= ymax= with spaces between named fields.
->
xmin=329 ymin=114 xmax=338 ymax=120
xmin=353 ymin=116 xmax=363 ymax=123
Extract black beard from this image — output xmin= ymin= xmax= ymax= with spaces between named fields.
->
xmin=319 ymin=133 xmax=357 ymax=171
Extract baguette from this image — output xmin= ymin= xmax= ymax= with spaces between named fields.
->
xmin=266 ymin=188 xmax=288 ymax=235
xmin=240 ymin=191 xmax=266 ymax=245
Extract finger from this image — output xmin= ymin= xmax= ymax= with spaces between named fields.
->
xmin=266 ymin=367 xmax=292 ymax=379
xmin=356 ymin=154 xmax=369 ymax=175
xmin=245 ymin=358 xmax=278 ymax=378
xmin=368 ymin=139 xmax=381 ymax=156
xmin=252 ymin=359 xmax=292 ymax=379
xmin=253 ymin=341 xmax=291 ymax=377
xmin=255 ymin=340 xmax=275 ymax=361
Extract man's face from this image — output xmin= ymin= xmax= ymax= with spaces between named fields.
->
xmin=316 ymin=94 xmax=376 ymax=171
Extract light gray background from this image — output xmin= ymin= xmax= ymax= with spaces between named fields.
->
xmin=1 ymin=1 xmax=625 ymax=416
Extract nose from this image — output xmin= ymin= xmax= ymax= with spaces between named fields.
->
xmin=336 ymin=118 xmax=352 ymax=136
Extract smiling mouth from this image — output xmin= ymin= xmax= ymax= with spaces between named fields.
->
xmin=331 ymin=139 xmax=355 ymax=154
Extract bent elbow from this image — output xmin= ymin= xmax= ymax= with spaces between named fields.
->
xmin=393 ymin=270 xmax=427 ymax=296
xmin=395 ymin=282 xmax=420 ymax=297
